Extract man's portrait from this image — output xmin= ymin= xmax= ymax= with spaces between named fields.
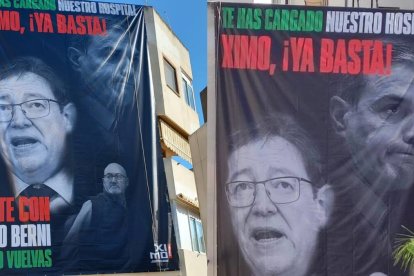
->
xmin=102 ymin=162 xmax=129 ymax=196
xmin=330 ymin=41 xmax=414 ymax=192
xmin=66 ymin=162 xmax=129 ymax=237
xmin=225 ymin=114 xmax=332 ymax=276
xmin=327 ymin=39 xmax=414 ymax=275
xmin=64 ymin=162 xmax=130 ymax=271
xmin=65 ymin=17 xmax=144 ymax=198
xmin=62 ymin=14 xmax=157 ymax=272
xmin=67 ymin=17 xmax=139 ymax=131
xmin=0 ymin=56 xmax=77 ymax=214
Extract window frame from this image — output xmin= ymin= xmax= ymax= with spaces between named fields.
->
xmin=163 ymin=57 xmax=179 ymax=95
xmin=181 ymin=73 xmax=196 ymax=111
xmin=188 ymin=215 xmax=206 ymax=253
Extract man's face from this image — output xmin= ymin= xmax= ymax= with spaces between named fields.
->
xmin=226 ymin=136 xmax=325 ymax=276
xmin=103 ymin=163 xmax=128 ymax=195
xmin=339 ymin=65 xmax=414 ymax=190
xmin=76 ymin=27 xmax=136 ymax=110
xmin=0 ymin=73 xmax=74 ymax=184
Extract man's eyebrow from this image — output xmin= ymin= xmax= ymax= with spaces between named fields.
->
xmin=227 ymin=168 xmax=253 ymax=182
xmin=23 ymin=93 xmax=51 ymax=99
xmin=267 ymin=167 xmax=295 ymax=178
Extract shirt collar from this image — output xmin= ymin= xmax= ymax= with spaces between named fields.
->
xmin=12 ymin=170 xmax=74 ymax=205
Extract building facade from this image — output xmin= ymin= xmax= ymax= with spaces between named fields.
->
xmin=143 ymin=7 xmax=207 ymax=276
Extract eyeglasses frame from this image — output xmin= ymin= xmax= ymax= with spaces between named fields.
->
xmin=103 ymin=173 xmax=128 ymax=181
xmin=225 ymin=176 xmax=313 ymax=208
xmin=0 ymin=98 xmax=61 ymax=122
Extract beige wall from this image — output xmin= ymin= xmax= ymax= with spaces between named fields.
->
xmin=163 ymin=156 xmax=206 ymax=275
xmin=178 ymin=249 xmax=207 ymax=276
xmin=163 ymin=157 xmax=202 ymax=252
xmin=163 ymin=158 xmax=198 ymax=203
xmin=145 ymin=8 xmax=200 ymax=136
xmin=189 ymin=125 xmax=207 ymax=240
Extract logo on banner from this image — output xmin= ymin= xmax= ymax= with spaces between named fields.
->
xmin=150 ymin=243 xmax=172 ymax=263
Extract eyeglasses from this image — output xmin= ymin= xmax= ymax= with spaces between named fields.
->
xmin=225 ymin=176 xmax=312 ymax=207
xmin=0 ymin=99 xmax=60 ymax=122
xmin=103 ymin=173 xmax=127 ymax=181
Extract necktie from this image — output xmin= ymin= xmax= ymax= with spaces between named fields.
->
xmin=21 ymin=183 xmax=57 ymax=199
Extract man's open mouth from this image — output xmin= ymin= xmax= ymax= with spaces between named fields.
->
xmin=252 ymin=229 xmax=285 ymax=242
xmin=11 ymin=137 xmax=39 ymax=148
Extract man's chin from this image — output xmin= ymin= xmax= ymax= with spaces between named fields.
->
xmin=363 ymin=165 xmax=414 ymax=192
xmin=13 ymin=168 xmax=45 ymax=184
xmin=108 ymin=187 xmax=122 ymax=195
xmin=386 ymin=166 xmax=414 ymax=190
xmin=11 ymin=159 xmax=50 ymax=183
xmin=247 ymin=256 xmax=293 ymax=276
xmin=244 ymin=243 xmax=295 ymax=276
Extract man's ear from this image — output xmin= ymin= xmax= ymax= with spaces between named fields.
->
xmin=67 ymin=47 xmax=84 ymax=71
xmin=330 ymin=96 xmax=351 ymax=136
xmin=315 ymin=184 xmax=334 ymax=227
xmin=62 ymin=103 xmax=77 ymax=133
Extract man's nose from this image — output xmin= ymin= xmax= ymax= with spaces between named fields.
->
xmin=251 ymin=184 xmax=278 ymax=216
xmin=402 ymin=114 xmax=414 ymax=145
xmin=10 ymin=106 xmax=31 ymax=128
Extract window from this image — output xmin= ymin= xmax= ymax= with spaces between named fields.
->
xmin=189 ymin=217 xmax=205 ymax=253
xmin=164 ymin=58 xmax=178 ymax=92
xmin=182 ymin=75 xmax=196 ymax=111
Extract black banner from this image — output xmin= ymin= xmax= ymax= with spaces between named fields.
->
xmin=215 ymin=3 xmax=414 ymax=276
xmin=0 ymin=1 xmax=178 ymax=274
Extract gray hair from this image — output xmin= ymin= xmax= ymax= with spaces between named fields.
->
xmin=0 ymin=56 xmax=70 ymax=105
xmin=227 ymin=113 xmax=324 ymax=188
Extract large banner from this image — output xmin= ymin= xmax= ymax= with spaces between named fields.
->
xmin=214 ymin=2 xmax=414 ymax=276
xmin=0 ymin=1 xmax=179 ymax=274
